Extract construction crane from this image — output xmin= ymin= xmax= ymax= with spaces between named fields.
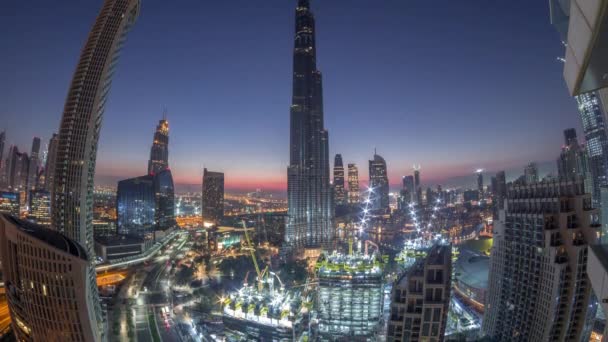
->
xmin=242 ymin=220 xmax=265 ymax=292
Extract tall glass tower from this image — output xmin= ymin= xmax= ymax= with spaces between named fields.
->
xmin=51 ymin=1 xmax=140 ymax=339
xmin=576 ymin=92 xmax=608 ymax=207
xmin=333 ymin=154 xmax=346 ymax=205
xmin=286 ymin=0 xmax=333 ymax=249
xmin=148 ymin=116 xmax=169 ymax=175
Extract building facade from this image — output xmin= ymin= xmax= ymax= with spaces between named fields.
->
xmin=369 ymin=153 xmax=389 ymax=212
xmin=154 ymin=169 xmax=175 ymax=231
xmin=414 ymin=166 xmax=422 ymax=205
xmin=348 ymin=163 xmax=360 ymax=204
xmin=26 ymin=137 xmax=41 ymax=192
xmin=43 ymin=133 xmax=58 ymax=193
xmin=483 ymin=178 xmax=599 ymax=341
xmin=148 ymin=117 xmax=169 ymax=175
xmin=333 ymin=154 xmax=346 ymax=205
xmin=315 ymin=251 xmax=385 ymax=339
xmin=50 ymin=2 xmax=140 ymax=337
xmin=28 ymin=190 xmax=51 ymax=227
xmin=0 ymin=215 xmax=101 ymax=341
xmin=388 ymin=245 xmax=452 ymax=342
xmin=557 ymin=128 xmax=593 ymax=195
xmin=0 ymin=192 xmax=20 ymax=217
xmin=286 ymin=0 xmax=334 ymax=249
xmin=202 ymin=168 xmax=224 ymax=224
xmin=117 ymin=175 xmax=156 ymax=239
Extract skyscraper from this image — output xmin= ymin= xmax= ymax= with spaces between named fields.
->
xmin=402 ymin=175 xmax=415 ymax=203
xmin=476 ymin=169 xmax=484 ymax=197
xmin=347 ymin=163 xmax=360 ymax=205
xmin=557 ymin=128 xmax=593 ymax=195
xmin=7 ymin=146 xmax=29 ymax=192
xmin=28 ymin=190 xmax=51 ymax=227
xmin=202 ymin=168 xmax=224 ymax=224
xmin=333 ymin=154 xmax=346 ymax=205
xmin=369 ymin=152 xmax=389 ymax=212
xmin=0 ymin=215 xmax=100 ymax=341
xmin=493 ymin=170 xmax=506 ymax=219
xmin=286 ymin=0 xmax=333 ymax=249
xmin=483 ymin=178 xmax=599 ymax=341
xmin=117 ymin=175 xmax=156 ymax=238
xmin=575 ymin=92 xmax=608 ymax=207
xmin=388 ymin=245 xmax=452 ymax=342
xmin=148 ymin=116 xmax=169 ymax=175
xmin=43 ymin=133 xmax=58 ymax=193
xmin=523 ymin=162 xmax=538 ymax=184
xmin=414 ymin=165 xmax=422 ymax=204
xmin=0 ymin=192 xmax=20 ymax=217
xmin=50 ymin=1 xmax=140 ymax=339
xmin=154 ymin=169 xmax=175 ymax=232
xmin=27 ymin=136 xmax=41 ymax=191
xmin=0 ymin=131 xmax=5 ymax=174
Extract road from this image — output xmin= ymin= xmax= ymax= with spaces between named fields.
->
xmin=0 ymin=297 xmax=10 ymax=337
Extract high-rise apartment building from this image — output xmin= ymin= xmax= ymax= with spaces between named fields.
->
xmin=43 ymin=133 xmax=58 ymax=193
xmin=333 ymin=154 xmax=346 ymax=205
xmin=483 ymin=178 xmax=599 ymax=341
xmin=0 ymin=215 xmax=101 ymax=341
xmin=27 ymin=137 xmax=41 ymax=191
xmin=524 ymin=162 xmax=539 ymax=184
xmin=286 ymin=0 xmax=334 ymax=249
xmin=148 ymin=117 xmax=169 ymax=175
xmin=28 ymin=190 xmax=51 ymax=227
xmin=557 ymin=128 xmax=593 ymax=195
xmin=315 ymin=250 xmax=385 ymax=339
xmin=369 ymin=153 xmax=389 ymax=212
xmin=50 ymin=0 xmax=141 ymax=339
xmin=414 ymin=166 xmax=422 ymax=204
xmin=387 ymin=245 xmax=452 ymax=342
xmin=348 ymin=163 xmax=360 ymax=204
xmin=202 ymin=168 xmax=224 ymax=224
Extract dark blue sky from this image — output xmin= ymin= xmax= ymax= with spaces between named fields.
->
xmin=1 ymin=0 xmax=580 ymax=190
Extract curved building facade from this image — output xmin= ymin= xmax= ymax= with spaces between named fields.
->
xmin=0 ymin=215 xmax=98 ymax=341
xmin=50 ymin=0 xmax=141 ymax=339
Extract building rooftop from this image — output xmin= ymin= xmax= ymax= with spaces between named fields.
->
xmin=316 ymin=251 xmax=384 ymax=278
xmin=95 ymin=234 xmax=144 ymax=246
xmin=4 ymin=214 xmax=88 ymax=260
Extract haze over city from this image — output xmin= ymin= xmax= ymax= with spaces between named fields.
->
xmin=2 ymin=0 xmax=579 ymax=191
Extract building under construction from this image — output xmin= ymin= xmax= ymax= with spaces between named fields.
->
xmin=314 ymin=242 xmax=385 ymax=340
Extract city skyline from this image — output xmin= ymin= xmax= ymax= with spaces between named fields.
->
xmin=2 ymin=0 xmax=582 ymax=191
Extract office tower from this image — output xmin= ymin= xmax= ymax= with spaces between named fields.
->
xmin=202 ymin=168 xmax=224 ymax=224
xmin=0 ymin=131 xmax=4 ymax=174
xmin=414 ymin=165 xmax=422 ymax=204
xmin=0 ymin=192 xmax=20 ymax=217
xmin=476 ymin=169 xmax=484 ymax=197
xmin=388 ymin=245 xmax=452 ymax=342
xmin=27 ymin=137 xmax=41 ymax=191
xmin=425 ymin=187 xmax=434 ymax=206
xmin=0 ymin=215 xmax=100 ymax=341
xmin=333 ymin=154 xmax=346 ymax=205
xmin=117 ymin=175 xmax=155 ymax=238
xmin=483 ymin=179 xmax=599 ymax=341
xmin=154 ymin=169 xmax=175 ymax=231
xmin=524 ymin=162 xmax=538 ymax=184
xmin=557 ymin=128 xmax=593 ymax=195
xmin=28 ymin=190 xmax=51 ymax=227
xmin=286 ymin=0 xmax=334 ymax=249
xmin=403 ymin=175 xmax=415 ymax=203
xmin=315 ymin=250 xmax=385 ymax=339
xmin=7 ymin=146 xmax=28 ymax=192
xmin=43 ymin=133 xmax=58 ymax=192
xmin=369 ymin=152 xmax=389 ymax=211
xmin=348 ymin=163 xmax=360 ymax=204
xmin=493 ymin=171 xmax=507 ymax=219
xmin=575 ymin=92 xmax=608 ymax=207
xmin=148 ymin=116 xmax=169 ymax=175
xmin=51 ymin=0 xmax=140 ymax=339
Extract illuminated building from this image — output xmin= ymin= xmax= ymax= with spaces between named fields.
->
xmin=43 ymin=133 xmax=58 ymax=193
xmin=348 ymin=163 xmax=360 ymax=204
xmin=0 ymin=215 xmax=101 ymax=341
xmin=148 ymin=116 xmax=169 ymax=175
xmin=26 ymin=137 xmax=41 ymax=191
xmin=369 ymin=152 xmax=389 ymax=212
xmin=286 ymin=0 xmax=334 ymax=249
xmin=333 ymin=154 xmax=346 ymax=205
xmin=483 ymin=178 xmax=599 ymax=341
xmin=388 ymin=245 xmax=452 ymax=342
xmin=0 ymin=191 xmax=20 ymax=217
xmin=94 ymin=235 xmax=146 ymax=261
xmin=402 ymin=175 xmax=415 ymax=203
xmin=28 ymin=190 xmax=51 ymax=227
xmin=117 ymin=175 xmax=155 ymax=240
xmin=315 ymin=249 xmax=385 ymax=339
xmin=7 ymin=146 xmax=28 ymax=192
xmin=557 ymin=128 xmax=593 ymax=195
xmin=50 ymin=1 xmax=140 ymax=337
xmin=202 ymin=168 xmax=224 ymax=224
xmin=493 ymin=171 xmax=506 ymax=218
xmin=452 ymin=249 xmax=488 ymax=313
xmin=154 ymin=169 xmax=175 ymax=232
xmin=476 ymin=169 xmax=483 ymax=197
xmin=0 ymin=131 xmax=4 ymax=178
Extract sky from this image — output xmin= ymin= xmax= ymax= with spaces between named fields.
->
xmin=1 ymin=0 xmax=581 ymax=192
